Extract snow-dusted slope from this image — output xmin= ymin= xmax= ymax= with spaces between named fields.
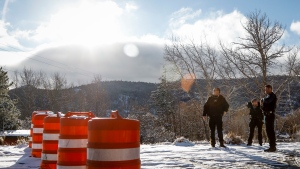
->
xmin=0 ymin=142 xmax=299 ymax=168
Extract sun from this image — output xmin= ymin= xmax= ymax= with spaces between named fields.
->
xmin=42 ymin=1 xmax=124 ymax=48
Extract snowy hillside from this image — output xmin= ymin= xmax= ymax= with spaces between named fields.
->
xmin=0 ymin=142 xmax=299 ymax=168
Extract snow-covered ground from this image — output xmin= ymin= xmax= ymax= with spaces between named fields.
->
xmin=0 ymin=142 xmax=300 ymax=169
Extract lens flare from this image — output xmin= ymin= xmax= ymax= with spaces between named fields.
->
xmin=181 ymin=73 xmax=196 ymax=92
xmin=123 ymin=43 xmax=139 ymax=57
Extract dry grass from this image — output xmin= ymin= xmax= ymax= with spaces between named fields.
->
xmin=224 ymin=132 xmax=244 ymax=145
xmin=294 ymin=131 xmax=300 ymax=142
xmin=0 ymin=136 xmax=4 ymax=145
xmin=16 ymin=137 xmax=27 ymax=145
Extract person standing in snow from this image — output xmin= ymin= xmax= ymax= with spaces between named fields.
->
xmin=203 ymin=88 xmax=229 ymax=148
xmin=246 ymin=99 xmax=264 ymax=146
xmin=261 ymin=84 xmax=277 ymax=152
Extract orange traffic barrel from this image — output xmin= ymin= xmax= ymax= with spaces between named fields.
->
xmin=87 ymin=110 xmax=140 ymax=169
xmin=29 ymin=128 xmax=33 ymax=148
xmin=40 ymin=113 xmax=62 ymax=169
xmin=29 ymin=111 xmax=38 ymax=148
xmin=57 ymin=112 xmax=95 ymax=169
xmin=30 ymin=110 xmax=53 ymax=148
xmin=32 ymin=113 xmax=49 ymax=158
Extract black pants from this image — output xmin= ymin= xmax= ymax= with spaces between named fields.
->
xmin=265 ymin=113 xmax=276 ymax=147
xmin=209 ymin=116 xmax=223 ymax=145
xmin=247 ymin=120 xmax=263 ymax=145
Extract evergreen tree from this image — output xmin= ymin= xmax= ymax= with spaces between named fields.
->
xmin=0 ymin=67 xmax=21 ymax=130
xmin=149 ymin=72 xmax=177 ymax=133
xmin=150 ymin=74 xmax=175 ymax=116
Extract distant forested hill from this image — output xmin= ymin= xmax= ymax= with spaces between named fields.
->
xmin=8 ymin=77 xmax=300 ymax=121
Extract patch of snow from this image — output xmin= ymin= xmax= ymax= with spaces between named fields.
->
xmin=0 ymin=145 xmax=40 ymax=168
xmin=0 ymin=130 xmax=30 ymax=137
xmin=14 ymin=143 xmax=28 ymax=149
xmin=68 ymin=115 xmax=89 ymax=119
xmin=157 ymin=142 xmax=173 ymax=145
xmin=173 ymin=137 xmax=195 ymax=146
xmin=278 ymin=133 xmax=290 ymax=139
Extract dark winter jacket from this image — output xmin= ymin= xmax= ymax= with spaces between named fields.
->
xmin=247 ymin=102 xmax=263 ymax=121
xmin=203 ymin=95 xmax=229 ymax=117
xmin=261 ymin=92 xmax=277 ymax=114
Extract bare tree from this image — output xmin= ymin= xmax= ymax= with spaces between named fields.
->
xmin=12 ymin=71 xmax=19 ymax=89
xmin=19 ymin=67 xmax=44 ymax=88
xmin=14 ymin=68 xmax=46 ymax=118
xmin=43 ymin=72 xmax=68 ymax=112
xmin=164 ymin=38 xmax=227 ymax=140
xmin=287 ymin=47 xmax=300 ymax=82
xmin=165 ymin=39 xmax=218 ymax=93
xmin=220 ymin=11 xmax=297 ymax=100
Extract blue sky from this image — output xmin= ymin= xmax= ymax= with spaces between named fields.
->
xmin=1 ymin=0 xmax=300 ymax=83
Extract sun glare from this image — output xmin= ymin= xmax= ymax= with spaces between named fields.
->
xmin=41 ymin=1 xmax=124 ymax=48
xmin=123 ymin=43 xmax=139 ymax=57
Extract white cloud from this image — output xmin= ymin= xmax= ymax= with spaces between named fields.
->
xmin=11 ymin=29 xmax=33 ymax=40
xmin=290 ymin=21 xmax=300 ymax=35
xmin=0 ymin=0 xmax=32 ymax=67
xmin=0 ymin=20 xmax=9 ymax=35
xmin=0 ymin=20 xmax=24 ymax=48
xmin=0 ymin=21 xmax=32 ymax=66
xmin=125 ymin=2 xmax=138 ymax=12
xmin=29 ymin=0 xmax=125 ymax=46
xmin=168 ymin=10 xmax=247 ymax=47
xmin=0 ymin=50 xmax=31 ymax=66
xmin=127 ymin=34 xmax=167 ymax=45
xmin=281 ymin=30 xmax=290 ymax=41
xmin=169 ymin=8 xmax=202 ymax=28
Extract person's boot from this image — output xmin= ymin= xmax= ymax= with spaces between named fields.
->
xmin=247 ymin=142 xmax=252 ymax=146
xmin=259 ymin=139 xmax=263 ymax=146
xmin=220 ymin=141 xmax=226 ymax=148
xmin=264 ymin=146 xmax=276 ymax=152
xmin=210 ymin=140 xmax=215 ymax=148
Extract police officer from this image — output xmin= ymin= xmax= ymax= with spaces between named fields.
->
xmin=203 ymin=88 xmax=229 ymax=148
xmin=261 ymin=84 xmax=277 ymax=152
xmin=246 ymin=99 xmax=263 ymax=146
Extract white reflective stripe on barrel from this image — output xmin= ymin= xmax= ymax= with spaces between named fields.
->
xmin=57 ymin=166 xmax=86 ymax=169
xmin=87 ymin=147 xmax=140 ymax=161
xmin=41 ymin=153 xmax=57 ymax=161
xmin=58 ymin=139 xmax=87 ymax=148
xmin=33 ymin=128 xmax=43 ymax=133
xmin=31 ymin=124 xmax=33 ymax=128
xmin=43 ymin=133 xmax=59 ymax=140
xmin=32 ymin=143 xmax=42 ymax=149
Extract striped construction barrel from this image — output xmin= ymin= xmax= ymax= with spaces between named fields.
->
xmin=32 ymin=113 xmax=49 ymax=158
xmin=87 ymin=110 xmax=140 ymax=169
xmin=30 ymin=110 xmax=53 ymax=148
xmin=57 ymin=112 xmax=95 ymax=169
xmin=40 ymin=113 xmax=61 ymax=169
xmin=29 ymin=111 xmax=38 ymax=148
